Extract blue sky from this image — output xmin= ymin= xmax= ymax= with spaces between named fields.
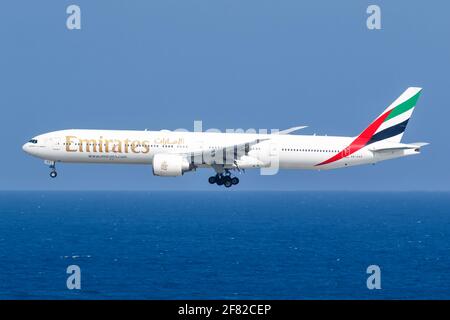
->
xmin=0 ymin=1 xmax=448 ymax=190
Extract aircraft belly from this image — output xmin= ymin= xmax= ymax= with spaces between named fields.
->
xmin=278 ymin=153 xmax=320 ymax=170
xmin=56 ymin=150 xmax=151 ymax=164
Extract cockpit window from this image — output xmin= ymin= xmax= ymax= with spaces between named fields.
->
xmin=28 ymin=139 xmax=38 ymax=144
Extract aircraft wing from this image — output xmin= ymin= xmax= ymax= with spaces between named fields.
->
xmin=178 ymin=138 xmax=270 ymax=165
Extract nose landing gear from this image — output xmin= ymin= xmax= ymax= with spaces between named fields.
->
xmin=48 ymin=161 xmax=57 ymax=178
xmin=208 ymin=170 xmax=240 ymax=188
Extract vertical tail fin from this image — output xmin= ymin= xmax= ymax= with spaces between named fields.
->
xmin=363 ymin=87 xmax=422 ymax=145
xmin=316 ymin=87 xmax=422 ymax=166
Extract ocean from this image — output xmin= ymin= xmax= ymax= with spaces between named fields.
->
xmin=0 ymin=191 xmax=449 ymax=299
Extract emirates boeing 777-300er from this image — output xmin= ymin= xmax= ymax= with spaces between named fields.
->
xmin=23 ymin=87 xmax=427 ymax=188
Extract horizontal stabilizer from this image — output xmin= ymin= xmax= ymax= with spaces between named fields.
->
xmin=409 ymin=142 xmax=429 ymax=147
xmin=369 ymin=142 xmax=429 ymax=153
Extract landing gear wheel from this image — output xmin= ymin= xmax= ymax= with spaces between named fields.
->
xmin=50 ymin=171 xmax=57 ymax=178
xmin=224 ymin=179 xmax=232 ymax=188
xmin=223 ymin=176 xmax=232 ymax=188
xmin=211 ymin=168 xmax=241 ymax=187
xmin=208 ymin=176 xmax=217 ymax=184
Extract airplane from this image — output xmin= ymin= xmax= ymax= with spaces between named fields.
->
xmin=22 ymin=87 xmax=427 ymax=188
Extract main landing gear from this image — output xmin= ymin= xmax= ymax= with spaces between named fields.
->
xmin=208 ymin=170 xmax=239 ymax=188
xmin=48 ymin=161 xmax=57 ymax=178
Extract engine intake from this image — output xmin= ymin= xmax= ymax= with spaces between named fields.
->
xmin=152 ymin=154 xmax=191 ymax=177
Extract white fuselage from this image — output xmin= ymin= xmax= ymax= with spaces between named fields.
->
xmin=22 ymin=88 xmax=426 ymax=186
xmin=22 ymin=129 xmax=418 ymax=172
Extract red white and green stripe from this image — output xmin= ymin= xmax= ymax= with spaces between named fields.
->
xmin=316 ymin=87 xmax=422 ymax=166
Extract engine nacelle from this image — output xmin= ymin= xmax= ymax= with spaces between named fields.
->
xmin=152 ymin=154 xmax=191 ymax=177
xmin=235 ymin=155 xmax=266 ymax=169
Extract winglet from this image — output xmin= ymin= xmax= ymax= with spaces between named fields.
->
xmin=276 ymin=126 xmax=308 ymax=135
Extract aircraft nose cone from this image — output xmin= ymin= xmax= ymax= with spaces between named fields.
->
xmin=22 ymin=143 xmax=29 ymax=153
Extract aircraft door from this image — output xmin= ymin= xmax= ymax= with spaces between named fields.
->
xmin=50 ymin=137 xmax=62 ymax=151
xmin=270 ymin=142 xmax=278 ymax=156
xmin=193 ymin=139 xmax=205 ymax=165
xmin=260 ymin=141 xmax=280 ymax=175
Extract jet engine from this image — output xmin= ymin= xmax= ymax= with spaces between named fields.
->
xmin=152 ymin=154 xmax=191 ymax=177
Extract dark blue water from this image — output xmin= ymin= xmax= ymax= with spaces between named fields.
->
xmin=0 ymin=191 xmax=449 ymax=299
